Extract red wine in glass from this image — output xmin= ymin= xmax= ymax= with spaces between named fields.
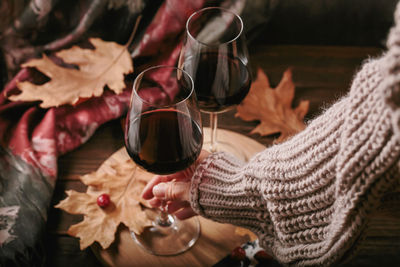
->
xmin=192 ymin=52 xmax=251 ymax=112
xmin=125 ymin=109 xmax=203 ymax=174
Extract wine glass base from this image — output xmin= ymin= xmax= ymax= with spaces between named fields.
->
xmin=131 ymin=215 xmax=200 ymax=256
xmin=204 ymin=140 xmax=249 ymax=162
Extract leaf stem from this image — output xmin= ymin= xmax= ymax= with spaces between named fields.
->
xmin=115 ymin=167 xmax=137 ymax=204
xmin=94 ymin=15 xmax=142 ymax=80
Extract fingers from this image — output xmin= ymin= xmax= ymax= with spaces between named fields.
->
xmin=145 ymin=182 xmax=196 ymax=220
xmin=148 ymin=197 xmax=162 ymax=208
xmin=153 ymin=181 xmax=190 ymax=201
xmin=167 ymin=200 xmax=190 ymax=214
xmin=175 ymin=207 xmax=197 ymax=220
xmin=142 ymin=175 xmax=173 ymax=200
xmin=141 ymin=150 xmax=211 ymax=213
xmin=148 ymin=198 xmax=188 ymax=212
xmin=147 ymin=199 xmax=196 ymax=219
xmin=142 ymin=170 xmax=193 ymax=200
xmin=145 ymin=180 xmax=190 ymax=208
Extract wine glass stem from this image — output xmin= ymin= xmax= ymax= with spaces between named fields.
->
xmin=157 ymin=200 xmax=174 ymax=227
xmin=209 ymin=112 xmax=218 ymax=152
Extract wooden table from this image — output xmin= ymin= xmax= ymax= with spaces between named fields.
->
xmin=46 ymin=44 xmax=400 ymax=266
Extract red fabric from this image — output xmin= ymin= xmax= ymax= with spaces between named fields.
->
xmin=0 ymin=0 xmax=206 ymax=177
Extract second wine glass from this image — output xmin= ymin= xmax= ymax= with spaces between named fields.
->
xmin=179 ymin=7 xmax=251 ymax=157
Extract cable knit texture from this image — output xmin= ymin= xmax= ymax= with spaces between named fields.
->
xmin=190 ymin=2 xmax=400 ymax=266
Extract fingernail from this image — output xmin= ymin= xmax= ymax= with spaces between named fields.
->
xmin=153 ymin=183 xmax=166 ymax=197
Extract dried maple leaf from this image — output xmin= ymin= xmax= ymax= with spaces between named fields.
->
xmin=236 ymin=68 xmax=309 ymax=143
xmin=9 ymin=38 xmax=133 ymax=108
xmin=55 ymin=148 xmax=153 ymax=250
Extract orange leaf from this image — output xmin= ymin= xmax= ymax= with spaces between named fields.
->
xmin=55 ymin=148 xmax=153 ymax=250
xmin=9 ymin=38 xmax=133 ymax=108
xmin=235 ymin=68 xmax=309 ymax=142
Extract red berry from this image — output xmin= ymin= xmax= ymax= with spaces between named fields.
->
xmin=254 ymin=250 xmax=273 ymax=262
xmin=230 ymin=246 xmax=246 ymax=261
xmin=97 ymin=193 xmax=110 ymax=208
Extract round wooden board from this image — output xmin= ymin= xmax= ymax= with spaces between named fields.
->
xmin=92 ymin=128 xmax=266 ymax=267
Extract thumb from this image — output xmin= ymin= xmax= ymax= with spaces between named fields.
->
xmin=152 ymin=181 xmax=190 ymax=201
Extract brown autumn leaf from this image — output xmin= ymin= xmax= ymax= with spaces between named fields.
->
xmin=236 ymin=68 xmax=309 ymax=143
xmin=55 ymin=148 xmax=153 ymax=250
xmin=8 ymin=37 xmax=133 ymax=108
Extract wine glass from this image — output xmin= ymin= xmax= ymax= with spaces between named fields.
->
xmin=179 ymin=7 xmax=251 ymax=158
xmin=124 ymin=65 xmax=203 ymax=255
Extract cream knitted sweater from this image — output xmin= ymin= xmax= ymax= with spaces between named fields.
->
xmin=190 ymin=3 xmax=400 ymax=266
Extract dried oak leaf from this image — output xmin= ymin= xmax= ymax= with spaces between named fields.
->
xmin=55 ymin=148 xmax=153 ymax=250
xmin=236 ymin=68 xmax=309 ymax=143
xmin=9 ymin=38 xmax=133 ymax=108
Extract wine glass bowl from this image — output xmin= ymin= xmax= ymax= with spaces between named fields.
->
xmin=125 ymin=66 xmax=202 ymax=175
xmin=180 ymin=7 xmax=251 ymax=156
xmin=124 ymin=65 xmax=202 ymax=255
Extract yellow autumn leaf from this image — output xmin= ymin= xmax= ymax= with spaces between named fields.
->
xmin=55 ymin=148 xmax=153 ymax=250
xmin=235 ymin=68 xmax=309 ymax=143
xmin=9 ymin=38 xmax=133 ymax=108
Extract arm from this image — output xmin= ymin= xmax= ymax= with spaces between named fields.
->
xmin=190 ymin=54 xmax=400 ymax=265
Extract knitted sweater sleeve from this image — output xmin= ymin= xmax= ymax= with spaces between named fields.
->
xmin=189 ymin=4 xmax=400 ymax=266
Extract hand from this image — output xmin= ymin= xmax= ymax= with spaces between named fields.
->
xmin=141 ymin=150 xmax=210 ymax=220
